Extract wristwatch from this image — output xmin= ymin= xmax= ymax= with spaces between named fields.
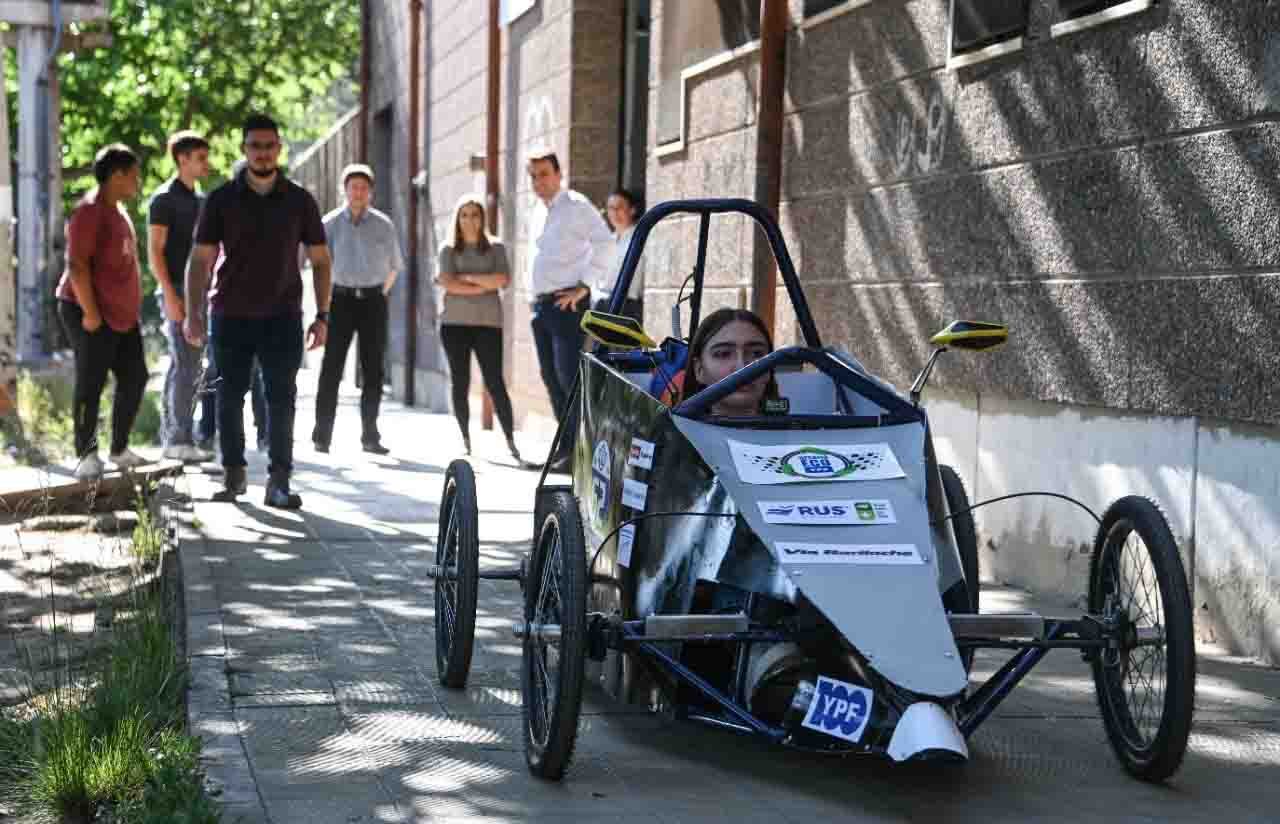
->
xmin=315 ymin=311 xmax=330 ymax=324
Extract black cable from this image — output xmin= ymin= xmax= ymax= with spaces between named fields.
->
xmin=589 ymin=510 xmax=736 ymax=574
xmin=931 ymin=491 xmax=1101 ymax=527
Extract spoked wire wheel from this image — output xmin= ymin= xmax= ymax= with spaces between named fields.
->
xmin=434 ymin=460 xmax=479 ymax=688
xmin=522 ymin=490 xmax=587 ymax=780
xmin=1089 ymin=496 xmax=1195 ymax=782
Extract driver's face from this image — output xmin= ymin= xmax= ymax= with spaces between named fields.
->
xmin=695 ymin=320 xmax=771 ymax=414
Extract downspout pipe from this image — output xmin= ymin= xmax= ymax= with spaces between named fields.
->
xmin=482 ymin=0 xmax=500 ymax=431
xmin=35 ymin=0 xmax=62 ymax=356
xmin=405 ymin=0 xmax=422 ymax=405
xmin=751 ymin=0 xmax=786 ymax=338
xmin=358 ymin=0 xmax=371 ymax=161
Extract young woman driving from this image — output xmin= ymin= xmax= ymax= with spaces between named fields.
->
xmin=679 ymin=307 xmax=780 ymax=416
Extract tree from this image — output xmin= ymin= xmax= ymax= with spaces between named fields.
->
xmin=59 ymin=0 xmax=360 ymax=198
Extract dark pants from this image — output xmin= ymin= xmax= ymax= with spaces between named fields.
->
xmin=211 ymin=312 xmax=303 ymax=478
xmin=197 ymin=349 xmax=265 ymax=444
xmin=530 ymin=297 xmax=584 ymax=459
xmin=313 ymin=288 xmax=388 ymax=447
xmin=58 ymin=300 xmax=147 ymax=458
xmin=440 ymin=324 xmax=515 ymax=442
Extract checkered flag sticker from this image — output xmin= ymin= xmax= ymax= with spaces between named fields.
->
xmin=728 ymin=440 xmax=906 ymax=485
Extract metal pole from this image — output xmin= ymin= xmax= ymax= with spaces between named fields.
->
xmin=481 ymin=0 xmax=500 ymax=432
xmin=404 ymin=0 xmax=422 ymax=406
xmin=0 ymin=49 xmax=15 ymax=410
xmin=751 ymin=0 xmax=787 ymax=339
xmin=16 ymin=26 xmax=52 ymax=362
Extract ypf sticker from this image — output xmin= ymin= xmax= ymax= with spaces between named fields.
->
xmin=802 ymin=676 xmax=874 ymax=744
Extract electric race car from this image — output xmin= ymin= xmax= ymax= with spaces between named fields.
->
xmin=427 ymin=199 xmax=1196 ymax=785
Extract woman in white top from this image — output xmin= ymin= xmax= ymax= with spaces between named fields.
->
xmin=594 ymin=188 xmax=645 ymax=323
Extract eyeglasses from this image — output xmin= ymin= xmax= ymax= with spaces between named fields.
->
xmin=246 ymin=141 xmax=279 ymax=151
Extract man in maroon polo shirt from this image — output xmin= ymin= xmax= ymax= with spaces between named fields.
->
xmin=183 ymin=113 xmax=332 ymax=508
xmin=56 ymin=144 xmax=149 ymax=481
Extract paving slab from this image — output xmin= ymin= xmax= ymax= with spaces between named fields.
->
xmin=179 ymin=368 xmax=1280 ymax=823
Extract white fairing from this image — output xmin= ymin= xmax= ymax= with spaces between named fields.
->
xmin=887 ymin=702 xmax=969 ymax=762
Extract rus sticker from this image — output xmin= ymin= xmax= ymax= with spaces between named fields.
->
xmin=757 ymin=499 xmax=897 ymax=526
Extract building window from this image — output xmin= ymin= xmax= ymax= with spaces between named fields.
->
xmin=1052 ymin=0 xmax=1155 ymax=38
xmin=657 ymin=0 xmax=760 ymax=146
xmin=948 ymin=0 xmax=1030 ymax=67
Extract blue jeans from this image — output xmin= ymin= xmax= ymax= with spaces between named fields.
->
xmin=211 ymin=312 xmax=303 ymax=477
xmin=198 ymin=347 xmax=265 ymax=443
xmin=530 ymin=298 xmax=584 ymax=460
xmin=163 ymin=319 xmax=204 ymax=446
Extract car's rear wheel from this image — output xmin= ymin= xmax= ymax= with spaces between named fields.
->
xmin=1089 ymin=496 xmax=1195 ymax=783
xmin=522 ymin=490 xmax=587 ymax=780
xmin=435 ymin=460 xmax=479 ymax=688
xmin=939 ymin=464 xmax=979 ymax=673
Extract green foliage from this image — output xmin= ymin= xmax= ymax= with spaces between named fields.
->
xmin=128 ymin=389 xmax=163 ymax=449
xmin=3 ymin=370 xmax=76 ymax=462
xmin=54 ymin=0 xmax=360 ymax=298
xmin=114 ymin=731 xmax=221 ymax=824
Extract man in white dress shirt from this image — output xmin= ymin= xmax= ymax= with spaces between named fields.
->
xmin=526 ymin=150 xmax=612 ymax=473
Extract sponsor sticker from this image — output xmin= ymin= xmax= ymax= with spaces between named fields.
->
xmin=591 ymin=440 xmax=611 ymax=519
xmin=728 ymin=440 xmax=906 ymax=485
xmin=617 ymin=523 xmax=636 ymax=567
xmin=802 ymin=676 xmax=874 ymax=744
xmin=776 ymin=542 xmax=923 ymax=565
xmin=628 ymin=437 xmax=656 ymax=470
xmin=621 ymin=478 xmax=648 ymax=511
xmin=757 ymin=499 xmax=897 ymax=526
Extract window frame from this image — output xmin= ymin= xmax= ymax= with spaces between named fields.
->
xmin=1050 ymin=0 xmax=1155 ymax=39
xmin=945 ymin=0 xmax=1031 ymax=70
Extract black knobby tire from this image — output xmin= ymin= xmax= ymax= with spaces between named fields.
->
xmin=1089 ymin=496 xmax=1196 ymax=783
xmin=939 ymin=465 xmax=980 ymax=673
xmin=435 ymin=460 xmax=479 ymax=688
xmin=522 ymin=490 xmax=588 ymax=781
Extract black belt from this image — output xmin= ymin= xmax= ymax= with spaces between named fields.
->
xmin=334 ymin=285 xmax=383 ymax=299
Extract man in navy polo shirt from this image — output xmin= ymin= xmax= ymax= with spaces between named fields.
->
xmin=183 ymin=113 xmax=332 ymax=508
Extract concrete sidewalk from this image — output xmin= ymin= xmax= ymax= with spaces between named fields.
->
xmin=177 ymin=366 xmax=1280 ymax=824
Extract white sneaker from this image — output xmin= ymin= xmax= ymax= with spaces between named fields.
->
xmin=108 ymin=448 xmax=149 ymax=470
xmin=163 ymin=443 xmax=213 ymax=463
xmin=74 ymin=453 xmax=104 ymax=481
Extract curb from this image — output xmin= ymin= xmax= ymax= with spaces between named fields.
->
xmin=166 ymin=483 xmax=271 ymax=823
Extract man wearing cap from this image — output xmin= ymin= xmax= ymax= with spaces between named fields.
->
xmin=311 ymin=163 xmax=403 ymax=455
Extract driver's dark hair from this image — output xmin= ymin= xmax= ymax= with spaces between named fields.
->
xmin=680 ymin=308 xmax=780 ymax=408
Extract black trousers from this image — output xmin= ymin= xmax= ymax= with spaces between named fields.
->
xmin=313 ymin=288 xmax=388 ymax=447
xmin=58 ymin=300 xmax=147 ymax=458
xmin=439 ymin=324 xmax=515 ymax=442
xmin=211 ymin=312 xmax=303 ymax=477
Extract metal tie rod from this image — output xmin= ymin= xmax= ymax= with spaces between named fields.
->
xmin=426 ymin=564 xmax=523 ymax=581
xmin=512 ymin=621 xmax=562 ymax=643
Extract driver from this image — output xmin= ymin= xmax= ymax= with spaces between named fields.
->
xmin=673 ymin=308 xmax=780 ymax=415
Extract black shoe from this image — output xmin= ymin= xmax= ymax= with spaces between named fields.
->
xmin=212 ymin=466 xmax=247 ymax=502
xmin=546 ymin=454 xmax=572 ymax=475
xmin=264 ymin=476 xmax=302 ymax=509
xmin=507 ymin=437 xmax=522 ymax=463
xmin=362 ymin=441 xmax=390 ymax=455
xmin=313 ymin=441 xmax=329 ymax=454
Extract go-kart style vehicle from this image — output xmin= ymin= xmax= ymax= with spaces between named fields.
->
xmin=428 ymin=199 xmax=1195 ymax=784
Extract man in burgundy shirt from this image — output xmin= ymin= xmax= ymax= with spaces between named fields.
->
xmin=183 ymin=114 xmax=332 ymax=508
xmin=56 ymin=144 xmax=148 ymax=481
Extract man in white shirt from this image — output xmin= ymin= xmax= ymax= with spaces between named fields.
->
xmin=526 ymin=150 xmax=612 ymax=473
